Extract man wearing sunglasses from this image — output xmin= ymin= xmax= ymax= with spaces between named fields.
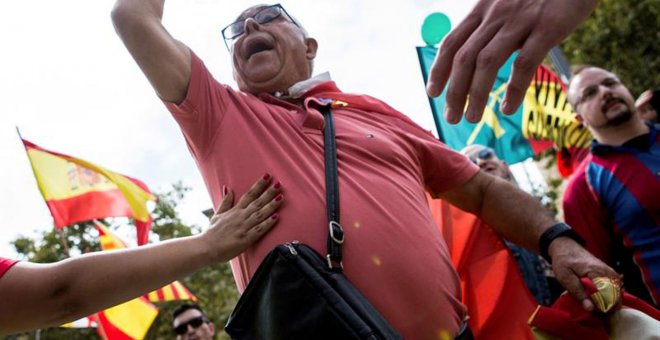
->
xmin=172 ymin=303 xmax=215 ymax=340
xmin=565 ymin=66 xmax=660 ymax=307
xmin=462 ymin=146 xmax=514 ymax=182
xmin=111 ymin=2 xmax=617 ymax=337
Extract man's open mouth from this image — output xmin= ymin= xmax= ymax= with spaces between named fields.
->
xmin=243 ymin=36 xmax=274 ymax=59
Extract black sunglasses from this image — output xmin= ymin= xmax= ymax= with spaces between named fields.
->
xmin=173 ymin=316 xmax=208 ymax=335
xmin=221 ymin=4 xmax=298 ymax=51
xmin=469 ymin=148 xmax=496 ymax=164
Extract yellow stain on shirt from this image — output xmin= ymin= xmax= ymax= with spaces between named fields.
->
xmin=371 ymin=256 xmax=382 ymax=266
xmin=353 ymin=221 xmax=361 ymax=228
xmin=437 ymin=329 xmax=453 ymax=340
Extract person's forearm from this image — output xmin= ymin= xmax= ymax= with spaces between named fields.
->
xmin=61 ymin=235 xmax=210 ymax=303
xmin=112 ymin=0 xmax=164 ymax=24
xmin=30 ymin=234 xmax=214 ymax=328
xmin=478 ymin=178 xmax=556 ymax=252
xmin=111 ymin=0 xmax=192 ymax=103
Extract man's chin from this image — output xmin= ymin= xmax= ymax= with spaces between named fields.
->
xmin=607 ymin=109 xmax=633 ymax=126
xmin=238 ymin=78 xmax=282 ymax=95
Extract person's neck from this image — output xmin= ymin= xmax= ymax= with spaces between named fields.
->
xmin=591 ymin=118 xmax=650 ymax=146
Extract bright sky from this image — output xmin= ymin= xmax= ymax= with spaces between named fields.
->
xmin=0 ymin=0 xmax=481 ymax=257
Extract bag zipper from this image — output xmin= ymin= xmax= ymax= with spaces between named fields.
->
xmin=284 ymin=241 xmax=300 ymax=255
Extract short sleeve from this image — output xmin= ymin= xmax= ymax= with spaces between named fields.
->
xmin=162 ymin=52 xmax=233 ymax=160
xmin=403 ymin=125 xmax=480 ymax=195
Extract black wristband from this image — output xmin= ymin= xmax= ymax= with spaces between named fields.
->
xmin=539 ymin=222 xmax=585 ymax=263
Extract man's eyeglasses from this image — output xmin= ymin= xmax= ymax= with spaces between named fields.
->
xmin=173 ymin=316 xmax=208 ymax=335
xmin=221 ymin=4 xmax=298 ymax=51
xmin=575 ymin=77 xmax=621 ymax=109
xmin=468 ymin=148 xmax=496 ymax=164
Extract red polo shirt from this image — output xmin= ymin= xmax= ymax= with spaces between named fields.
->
xmin=0 ymin=258 xmax=18 ymax=279
xmin=164 ymin=52 xmax=479 ymax=339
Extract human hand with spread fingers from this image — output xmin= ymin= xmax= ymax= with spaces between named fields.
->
xmin=426 ymin=0 xmax=598 ymax=124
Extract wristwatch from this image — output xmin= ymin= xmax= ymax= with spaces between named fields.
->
xmin=539 ymin=222 xmax=585 ymax=263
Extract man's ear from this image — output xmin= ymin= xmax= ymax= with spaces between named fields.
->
xmin=305 ymin=37 xmax=318 ymax=61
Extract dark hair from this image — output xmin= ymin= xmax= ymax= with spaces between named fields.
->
xmin=172 ymin=303 xmax=207 ymax=322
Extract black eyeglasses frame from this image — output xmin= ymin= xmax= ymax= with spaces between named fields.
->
xmin=220 ymin=4 xmax=299 ymax=51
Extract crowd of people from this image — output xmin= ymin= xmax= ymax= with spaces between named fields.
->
xmin=1 ymin=0 xmax=657 ymax=338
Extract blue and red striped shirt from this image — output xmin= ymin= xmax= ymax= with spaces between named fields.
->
xmin=563 ymin=124 xmax=660 ymax=306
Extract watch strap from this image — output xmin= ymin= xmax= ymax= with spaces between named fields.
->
xmin=539 ymin=222 xmax=585 ymax=263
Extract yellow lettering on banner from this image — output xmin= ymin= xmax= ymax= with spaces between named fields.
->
xmin=27 ymin=149 xmax=117 ymax=200
xmin=522 ymin=80 xmax=591 ymax=149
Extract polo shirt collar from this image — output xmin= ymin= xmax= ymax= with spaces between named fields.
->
xmin=272 ymin=72 xmax=332 ymax=99
xmin=591 ymin=123 xmax=658 ymax=156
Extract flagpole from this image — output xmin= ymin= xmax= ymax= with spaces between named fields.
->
xmin=56 ymin=228 xmax=71 ymax=257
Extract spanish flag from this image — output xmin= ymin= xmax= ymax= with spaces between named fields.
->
xmin=22 ymin=138 xmax=156 ymax=245
xmin=61 ymin=317 xmax=97 ymax=329
xmin=95 ymin=222 xmax=196 ymax=302
xmin=94 ymin=297 xmax=159 ymax=340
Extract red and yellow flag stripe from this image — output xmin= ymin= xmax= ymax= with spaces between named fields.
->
xmin=22 ymin=139 xmax=156 ymax=244
xmin=95 ymin=222 xmax=197 ymax=302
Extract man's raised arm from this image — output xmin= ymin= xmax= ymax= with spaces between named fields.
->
xmin=111 ymin=0 xmax=191 ymax=103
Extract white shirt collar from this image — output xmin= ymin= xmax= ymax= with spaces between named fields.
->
xmin=274 ymin=72 xmax=331 ymax=99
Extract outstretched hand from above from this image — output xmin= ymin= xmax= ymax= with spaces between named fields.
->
xmin=426 ymin=0 xmax=598 ymax=124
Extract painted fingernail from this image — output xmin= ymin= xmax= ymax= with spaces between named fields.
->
xmin=275 ymin=194 xmax=283 ymax=202
xmin=274 ymin=182 xmax=281 ymax=189
xmin=222 ymin=185 xmax=228 ymax=196
xmin=271 ymin=213 xmax=279 ymax=220
xmin=262 ymin=173 xmax=271 ymax=180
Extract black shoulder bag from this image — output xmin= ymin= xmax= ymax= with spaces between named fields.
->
xmin=225 ymin=106 xmax=402 ymax=340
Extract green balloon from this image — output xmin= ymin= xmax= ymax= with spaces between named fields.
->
xmin=421 ymin=13 xmax=452 ymax=46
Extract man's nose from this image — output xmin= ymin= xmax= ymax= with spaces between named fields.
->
xmin=243 ymin=17 xmax=261 ymax=35
xmin=599 ymin=84 xmax=613 ymax=99
xmin=185 ymin=323 xmax=196 ymax=335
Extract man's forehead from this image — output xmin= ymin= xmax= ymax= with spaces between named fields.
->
xmin=573 ymin=68 xmax=618 ymax=88
xmin=173 ymin=309 xmax=203 ymax=326
xmin=569 ymin=67 xmax=618 ymax=98
xmin=236 ymin=4 xmax=270 ymax=21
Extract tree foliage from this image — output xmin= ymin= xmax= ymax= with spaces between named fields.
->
xmin=6 ymin=182 xmax=238 ymax=340
xmin=561 ymin=0 xmax=660 ymax=96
